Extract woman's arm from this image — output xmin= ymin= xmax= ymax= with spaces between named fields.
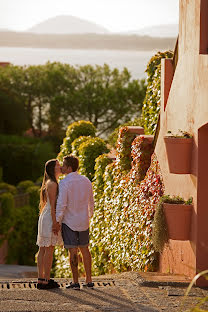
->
xmin=47 ymin=181 xmax=59 ymax=233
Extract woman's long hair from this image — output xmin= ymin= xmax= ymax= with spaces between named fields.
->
xmin=39 ymin=159 xmax=58 ymax=214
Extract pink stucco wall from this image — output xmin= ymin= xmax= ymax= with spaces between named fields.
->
xmin=156 ymin=0 xmax=208 ymax=286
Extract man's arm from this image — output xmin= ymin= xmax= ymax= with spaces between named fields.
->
xmin=56 ymin=179 xmax=68 ymax=223
xmin=88 ymin=183 xmax=94 ymax=218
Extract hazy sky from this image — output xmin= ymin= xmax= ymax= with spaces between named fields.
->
xmin=1 ymin=0 xmax=179 ymax=32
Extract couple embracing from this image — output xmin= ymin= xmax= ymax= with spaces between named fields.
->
xmin=36 ymin=155 xmax=94 ymax=290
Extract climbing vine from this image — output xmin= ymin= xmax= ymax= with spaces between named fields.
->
xmin=142 ymin=51 xmax=173 ymax=134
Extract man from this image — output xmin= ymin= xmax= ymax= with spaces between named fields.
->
xmin=56 ymin=155 xmax=94 ymax=290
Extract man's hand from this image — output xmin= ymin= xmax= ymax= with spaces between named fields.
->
xmin=52 ymin=222 xmax=61 ymax=235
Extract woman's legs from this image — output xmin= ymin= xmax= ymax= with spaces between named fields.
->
xmin=37 ymin=246 xmax=55 ymax=283
xmin=44 ymin=246 xmax=55 ymax=281
xmin=37 ymin=247 xmax=46 ymax=281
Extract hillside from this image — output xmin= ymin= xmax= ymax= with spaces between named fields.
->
xmin=126 ymin=24 xmax=178 ymax=38
xmin=0 ymin=31 xmax=176 ymax=51
xmin=28 ymin=15 xmax=109 ymax=34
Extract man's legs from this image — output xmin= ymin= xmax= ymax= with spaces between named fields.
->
xmin=68 ymin=247 xmax=79 ymax=283
xmin=79 ymin=246 xmax=92 ymax=283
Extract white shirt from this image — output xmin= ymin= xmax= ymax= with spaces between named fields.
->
xmin=56 ymin=172 xmax=94 ymax=231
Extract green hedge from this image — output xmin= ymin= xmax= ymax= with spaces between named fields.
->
xmin=27 ymin=186 xmax=40 ymax=213
xmin=7 ymin=204 xmax=39 ymax=265
xmin=0 ymin=167 xmax=2 ymax=182
xmin=58 ymin=120 xmax=96 ymax=160
xmin=71 ymin=136 xmax=91 ymax=156
xmin=79 ymin=137 xmax=108 ymax=181
xmin=0 ymin=138 xmax=55 ymax=184
xmin=0 ymin=193 xmax=15 ymax=243
xmin=17 ymin=180 xmax=35 ymax=193
xmin=0 ymin=182 xmax=17 ymax=195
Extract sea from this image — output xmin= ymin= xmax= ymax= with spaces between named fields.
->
xmin=0 ymin=47 xmax=157 ymax=79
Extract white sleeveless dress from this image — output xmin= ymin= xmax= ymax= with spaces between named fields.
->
xmin=36 ymin=197 xmax=63 ymax=247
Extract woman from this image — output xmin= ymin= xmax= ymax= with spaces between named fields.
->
xmin=36 ymin=159 xmax=63 ymax=289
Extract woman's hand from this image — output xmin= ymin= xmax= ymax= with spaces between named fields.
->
xmin=52 ymin=222 xmax=60 ymax=235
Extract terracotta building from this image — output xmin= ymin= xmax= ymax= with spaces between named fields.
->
xmin=156 ymin=0 xmax=208 ymax=287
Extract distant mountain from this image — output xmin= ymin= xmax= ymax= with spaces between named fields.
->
xmin=125 ymin=24 xmax=178 ymax=38
xmin=27 ymin=15 xmax=110 ymax=34
xmin=0 ymin=31 xmax=176 ymax=51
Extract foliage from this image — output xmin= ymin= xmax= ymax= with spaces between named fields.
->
xmin=7 ymin=204 xmax=38 ymax=265
xmin=116 ymin=126 xmax=136 ymax=173
xmin=167 ymin=130 xmax=193 ymax=138
xmin=0 ymin=63 xmax=147 ymax=137
xmin=0 ymin=134 xmax=38 ymax=145
xmin=107 ymin=117 xmax=144 ymax=149
xmin=142 ymin=51 xmax=173 ymax=135
xmin=17 ymin=180 xmax=35 ymax=193
xmin=27 ymin=186 xmax=40 ymax=213
xmin=89 ymin=129 xmax=163 ymax=274
xmin=93 ymin=154 xmax=112 ymax=203
xmin=79 ymin=137 xmax=108 ymax=181
xmin=0 ymin=88 xmax=28 ymax=135
xmin=0 ymin=193 xmax=15 ymax=245
xmin=0 ymin=182 xmax=17 ymax=195
xmin=71 ymin=136 xmax=92 ymax=157
xmin=183 ymin=270 xmax=208 ymax=311
xmin=53 ymin=127 xmax=164 ymax=276
xmin=0 ymin=136 xmax=55 ymax=184
xmin=0 ymin=167 xmax=2 ymax=182
xmin=36 ymin=176 xmax=44 ymax=185
xmin=58 ymin=120 xmax=96 ymax=160
xmin=152 ymin=195 xmax=193 ymax=253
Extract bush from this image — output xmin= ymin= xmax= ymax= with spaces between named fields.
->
xmin=27 ymin=186 xmax=40 ymax=213
xmin=79 ymin=137 xmax=108 ymax=181
xmin=7 ymin=204 xmax=39 ymax=265
xmin=0 ymin=182 xmax=17 ymax=195
xmin=17 ymin=180 xmax=35 ymax=193
xmin=0 ymin=137 xmax=55 ymax=184
xmin=71 ymin=136 xmax=92 ymax=156
xmin=58 ymin=120 xmax=96 ymax=160
xmin=0 ymin=193 xmax=15 ymax=242
xmin=36 ymin=176 xmax=43 ymax=186
xmin=0 ymin=167 xmax=2 ymax=182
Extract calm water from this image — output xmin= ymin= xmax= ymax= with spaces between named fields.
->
xmin=0 ymin=47 xmax=156 ymax=79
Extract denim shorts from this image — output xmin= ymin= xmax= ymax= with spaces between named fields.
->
xmin=62 ymin=223 xmax=89 ymax=248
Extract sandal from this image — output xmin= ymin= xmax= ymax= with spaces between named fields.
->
xmin=37 ymin=278 xmax=59 ymax=290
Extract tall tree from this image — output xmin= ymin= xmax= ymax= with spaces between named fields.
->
xmin=0 ymin=63 xmax=147 ymax=137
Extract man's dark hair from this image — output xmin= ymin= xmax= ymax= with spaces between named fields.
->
xmin=63 ymin=155 xmax=79 ymax=172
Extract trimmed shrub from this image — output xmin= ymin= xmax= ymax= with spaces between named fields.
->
xmin=0 ymin=167 xmax=2 ymax=182
xmin=0 ymin=193 xmax=15 ymax=242
xmin=78 ymin=137 xmax=108 ymax=181
xmin=36 ymin=176 xmax=43 ymax=186
xmin=27 ymin=186 xmax=40 ymax=213
xmin=17 ymin=180 xmax=35 ymax=193
xmin=71 ymin=136 xmax=92 ymax=156
xmin=0 ymin=139 xmax=55 ymax=184
xmin=0 ymin=182 xmax=17 ymax=195
xmin=58 ymin=120 xmax=96 ymax=160
xmin=7 ymin=204 xmax=38 ymax=265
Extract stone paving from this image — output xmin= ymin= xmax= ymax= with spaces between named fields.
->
xmin=0 ymin=268 xmax=208 ymax=311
